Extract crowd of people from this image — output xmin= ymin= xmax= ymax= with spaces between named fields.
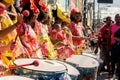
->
xmin=95 ymin=14 xmax=120 ymax=79
xmin=0 ymin=0 xmax=93 ymax=76
xmin=1 ymin=0 xmax=120 ymax=79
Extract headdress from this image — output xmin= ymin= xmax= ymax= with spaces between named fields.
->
xmin=39 ymin=0 xmax=48 ymax=12
xmin=56 ymin=5 xmax=70 ymax=23
xmin=71 ymin=8 xmax=81 ymax=17
xmin=20 ymin=0 xmax=40 ymax=15
xmin=3 ymin=0 xmax=14 ymax=5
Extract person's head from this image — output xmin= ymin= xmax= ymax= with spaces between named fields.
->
xmin=104 ymin=16 xmax=112 ymax=26
xmin=22 ymin=2 xmax=38 ymax=24
xmin=0 ymin=0 xmax=14 ymax=9
xmin=37 ymin=4 xmax=48 ymax=23
xmin=115 ymin=14 xmax=120 ymax=24
xmin=70 ymin=8 xmax=82 ymax=23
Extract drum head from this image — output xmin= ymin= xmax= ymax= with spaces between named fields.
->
xmin=66 ymin=55 xmax=99 ymax=68
xmin=14 ymin=58 xmax=66 ymax=73
xmin=57 ymin=61 xmax=80 ymax=76
xmin=82 ymin=52 xmax=103 ymax=64
xmin=0 ymin=75 xmax=34 ymax=80
xmin=82 ymin=52 xmax=97 ymax=59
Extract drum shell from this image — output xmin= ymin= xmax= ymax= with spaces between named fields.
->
xmin=57 ymin=60 xmax=80 ymax=80
xmin=15 ymin=68 xmax=67 ymax=79
xmin=66 ymin=55 xmax=99 ymax=80
xmin=82 ymin=52 xmax=103 ymax=71
xmin=14 ymin=58 xmax=70 ymax=80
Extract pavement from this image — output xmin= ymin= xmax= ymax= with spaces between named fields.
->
xmin=97 ymin=72 xmax=118 ymax=80
xmin=82 ymin=49 xmax=118 ymax=80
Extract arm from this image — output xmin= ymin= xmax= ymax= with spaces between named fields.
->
xmin=0 ymin=45 xmax=9 ymax=52
xmin=0 ymin=41 xmax=16 ymax=53
xmin=72 ymin=35 xmax=89 ymax=40
xmin=114 ymin=37 xmax=120 ymax=42
xmin=94 ymin=32 xmax=102 ymax=54
xmin=0 ymin=13 xmax=23 ymax=38
xmin=114 ymin=28 xmax=120 ymax=42
xmin=0 ymin=22 xmax=19 ymax=37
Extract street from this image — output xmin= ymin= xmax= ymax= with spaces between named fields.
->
xmin=82 ymin=49 xmax=118 ymax=80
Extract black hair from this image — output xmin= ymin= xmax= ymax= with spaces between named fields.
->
xmin=21 ymin=2 xmax=34 ymax=23
xmin=52 ymin=9 xmax=60 ymax=21
xmin=36 ymin=4 xmax=48 ymax=22
xmin=70 ymin=14 xmax=74 ymax=21
xmin=106 ymin=16 xmax=111 ymax=20
xmin=104 ymin=16 xmax=111 ymax=23
xmin=52 ymin=9 xmax=57 ymax=18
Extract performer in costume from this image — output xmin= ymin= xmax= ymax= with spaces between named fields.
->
xmin=68 ymin=8 xmax=88 ymax=54
xmin=0 ymin=0 xmax=26 ymax=75
xmin=19 ymin=2 xmax=43 ymax=58
xmin=50 ymin=5 xmax=75 ymax=60
xmin=35 ymin=2 xmax=57 ymax=59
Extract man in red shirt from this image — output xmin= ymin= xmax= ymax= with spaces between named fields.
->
xmin=95 ymin=16 xmax=112 ymax=77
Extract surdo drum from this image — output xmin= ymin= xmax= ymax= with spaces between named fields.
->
xmin=82 ymin=52 xmax=103 ymax=72
xmin=57 ymin=60 xmax=80 ymax=80
xmin=66 ymin=55 xmax=99 ymax=80
xmin=14 ymin=58 xmax=71 ymax=80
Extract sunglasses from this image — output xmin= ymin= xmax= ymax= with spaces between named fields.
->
xmin=75 ymin=13 xmax=82 ymax=17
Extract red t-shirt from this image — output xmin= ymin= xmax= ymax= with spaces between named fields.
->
xmin=98 ymin=26 xmax=110 ymax=44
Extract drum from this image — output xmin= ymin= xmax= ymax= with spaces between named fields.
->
xmin=57 ymin=60 xmax=80 ymax=80
xmin=82 ymin=52 xmax=103 ymax=70
xmin=14 ymin=58 xmax=70 ymax=80
xmin=66 ymin=55 xmax=99 ymax=80
xmin=0 ymin=75 xmax=34 ymax=80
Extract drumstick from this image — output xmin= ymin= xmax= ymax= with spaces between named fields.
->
xmin=9 ymin=60 xmax=39 ymax=69
xmin=14 ymin=10 xmax=30 ymax=43
xmin=6 ymin=11 xmax=17 ymax=16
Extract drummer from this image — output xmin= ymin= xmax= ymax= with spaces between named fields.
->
xmin=50 ymin=4 xmax=75 ymax=60
xmin=0 ymin=3 xmax=22 ymax=38
xmin=35 ymin=2 xmax=57 ymax=59
xmin=19 ymin=1 xmax=43 ymax=58
xmin=0 ymin=0 xmax=26 ymax=75
xmin=68 ymin=8 xmax=88 ymax=54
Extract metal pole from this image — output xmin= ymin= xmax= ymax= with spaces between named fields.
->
xmin=97 ymin=3 xmax=100 ymax=28
xmin=83 ymin=0 xmax=87 ymax=27
xmin=92 ymin=0 xmax=95 ymax=29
